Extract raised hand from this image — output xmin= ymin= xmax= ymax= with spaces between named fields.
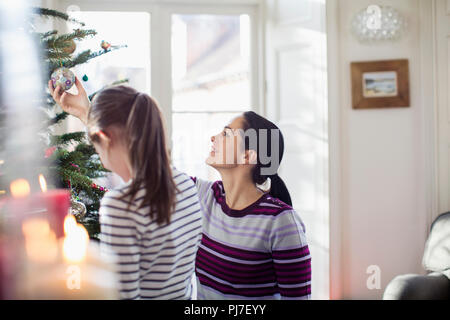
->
xmin=48 ymin=76 xmax=90 ymax=125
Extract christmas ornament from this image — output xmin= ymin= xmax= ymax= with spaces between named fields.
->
xmin=100 ymin=40 xmax=111 ymax=51
xmin=50 ymin=67 xmax=75 ymax=91
xmin=82 ymin=74 xmax=88 ymax=82
xmin=70 ymin=163 xmax=80 ymax=171
xmin=44 ymin=146 xmax=57 ymax=158
xmin=90 ymin=182 xmax=108 ymax=193
xmin=70 ymin=198 xmax=86 ymax=219
xmin=62 ymin=39 xmax=76 ymax=54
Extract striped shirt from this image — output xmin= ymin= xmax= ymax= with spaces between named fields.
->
xmin=99 ymin=168 xmax=203 ymax=300
xmin=193 ymin=178 xmax=311 ymax=300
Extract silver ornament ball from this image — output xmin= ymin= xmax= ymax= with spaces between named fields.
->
xmin=51 ymin=67 xmax=75 ymax=91
xmin=70 ymin=199 xmax=87 ymax=219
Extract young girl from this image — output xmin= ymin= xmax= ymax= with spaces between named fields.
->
xmin=193 ymin=112 xmax=311 ymax=300
xmin=49 ymin=80 xmax=202 ymax=300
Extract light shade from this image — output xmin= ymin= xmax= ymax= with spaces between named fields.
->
xmin=352 ymin=5 xmax=407 ymax=42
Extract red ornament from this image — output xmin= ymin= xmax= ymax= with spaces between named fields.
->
xmin=90 ymin=182 xmax=107 ymax=192
xmin=45 ymin=146 xmax=57 ymax=158
xmin=101 ymin=40 xmax=111 ymax=51
xmin=70 ymin=163 xmax=80 ymax=171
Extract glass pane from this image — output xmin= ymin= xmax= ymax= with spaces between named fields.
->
xmin=65 ymin=11 xmax=150 ymax=190
xmin=69 ymin=11 xmax=151 ymax=94
xmin=171 ymin=14 xmax=251 ymax=112
xmin=171 ymin=112 xmax=241 ymax=180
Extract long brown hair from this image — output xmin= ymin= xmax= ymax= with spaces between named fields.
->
xmin=88 ymin=85 xmax=176 ymax=225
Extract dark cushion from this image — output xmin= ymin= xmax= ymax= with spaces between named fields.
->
xmin=383 ymin=273 xmax=449 ymax=300
xmin=423 ymin=212 xmax=450 ymax=272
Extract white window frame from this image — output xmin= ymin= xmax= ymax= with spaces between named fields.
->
xmin=56 ymin=0 xmax=263 ymax=148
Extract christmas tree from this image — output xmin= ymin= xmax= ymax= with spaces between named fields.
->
xmin=35 ymin=8 xmax=127 ymax=239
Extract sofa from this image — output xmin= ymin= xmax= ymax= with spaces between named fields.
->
xmin=383 ymin=212 xmax=450 ymax=300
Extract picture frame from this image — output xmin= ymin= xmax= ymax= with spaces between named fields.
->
xmin=351 ymin=59 xmax=410 ymax=109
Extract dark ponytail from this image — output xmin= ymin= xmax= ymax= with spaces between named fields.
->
xmin=88 ymin=85 xmax=176 ymax=225
xmin=242 ymin=111 xmax=292 ymax=206
xmin=268 ymin=174 xmax=292 ymax=206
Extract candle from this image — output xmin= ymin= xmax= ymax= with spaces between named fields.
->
xmin=2 ymin=176 xmax=119 ymax=299
xmin=22 ymin=217 xmax=58 ymax=264
xmin=9 ymin=178 xmax=30 ymax=198
xmin=40 ymin=189 xmax=71 ymax=239
xmin=16 ymin=215 xmax=119 ymax=299
xmin=5 ymin=176 xmax=70 ymax=239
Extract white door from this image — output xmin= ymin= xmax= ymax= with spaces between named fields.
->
xmin=436 ymin=0 xmax=450 ymax=221
xmin=265 ymin=0 xmax=329 ymax=299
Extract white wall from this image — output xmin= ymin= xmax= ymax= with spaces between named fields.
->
xmin=332 ymin=0 xmax=431 ymax=299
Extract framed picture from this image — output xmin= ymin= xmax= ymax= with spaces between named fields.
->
xmin=351 ymin=59 xmax=410 ymax=109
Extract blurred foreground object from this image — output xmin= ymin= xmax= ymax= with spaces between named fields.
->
xmin=0 ymin=0 xmax=119 ymax=300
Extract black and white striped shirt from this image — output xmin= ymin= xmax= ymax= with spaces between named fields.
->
xmin=99 ymin=167 xmax=203 ymax=299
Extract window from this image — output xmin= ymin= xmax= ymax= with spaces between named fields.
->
xmin=61 ymin=2 xmax=259 ymax=183
xmin=65 ymin=10 xmax=151 ymax=188
xmin=69 ymin=11 xmax=151 ymax=95
xmin=171 ymin=14 xmax=252 ymax=180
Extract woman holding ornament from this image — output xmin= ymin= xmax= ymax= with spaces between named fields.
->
xmin=49 ymin=79 xmax=203 ymax=300
xmin=49 ymin=78 xmax=311 ymax=300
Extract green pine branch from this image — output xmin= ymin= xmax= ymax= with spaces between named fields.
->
xmin=74 ymin=143 xmax=96 ymax=155
xmin=66 ymin=49 xmax=92 ymax=66
xmin=47 ymin=50 xmax=72 ymax=61
xmin=59 ymin=168 xmax=93 ymax=189
xmin=37 ymin=30 xmax=58 ymax=40
xmin=32 ymin=7 xmax=85 ymax=26
xmin=61 ymin=150 xmax=85 ymax=165
xmin=58 ymin=45 xmax=127 ymax=70
xmin=43 ymin=29 xmax=97 ymax=50
xmin=47 ymin=112 xmax=69 ymax=126
xmin=52 ymin=144 xmax=108 ymax=179
xmin=58 ymin=168 xmax=106 ymax=202
xmin=50 ymin=132 xmax=86 ymax=147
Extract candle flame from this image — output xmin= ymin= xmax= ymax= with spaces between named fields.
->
xmin=63 ymin=215 xmax=89 ymax=263
xmin=39 ymin=174 xmax=47 ymax=192
xmin=64 ymin=214 xmax=77 ymax=235
xmin=10 ymin=178 xmax=30 ymax=198
xmin=22 ymin=218 xmax=58 ymax=263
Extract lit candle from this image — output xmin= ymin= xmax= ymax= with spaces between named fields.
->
xmin=40 ymin=189 xmax=71 ymax=238
xmin=6 ymin=176 xmax=70 ymax=238
xmin=3 ymin=176 xmax=119 ymax=299
xmin=36 ymin=174 xmax=70 ymax=238
xmin=10 ymin=178 xmax=30 ymax=198
xmin=22 ymin=217 xmax=58 ymax=264
xmin=17 ymin=215 xmax=119 ymax=299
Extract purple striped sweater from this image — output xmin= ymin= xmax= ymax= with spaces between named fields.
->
xmin=193 ymin=178 xmax=311 ymax=300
